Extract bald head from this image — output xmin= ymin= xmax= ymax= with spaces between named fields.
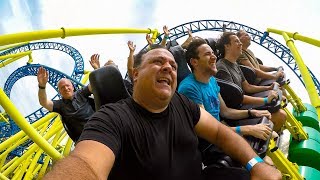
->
xmin=57 ymin=78 xmax=74 ymax=99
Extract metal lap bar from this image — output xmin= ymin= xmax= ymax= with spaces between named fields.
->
xmin=283 ymin=82 xmax=307 ymax=113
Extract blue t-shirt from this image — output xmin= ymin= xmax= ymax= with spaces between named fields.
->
xmin=178 ymin=74 xmax=221 ymax=121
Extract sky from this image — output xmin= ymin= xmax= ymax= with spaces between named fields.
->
xmin=0 ymin=0 xmax=319 ymax=116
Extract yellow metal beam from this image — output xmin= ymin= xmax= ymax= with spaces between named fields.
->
xmin=0 ymin=42 xmax=29 ymax=51
xmin=283 ymin=83 xmax=307 ymax=112
xmin=0 ymin=88 xmax=62 ymax=160
xmin=0 ymin=28 xmax=158 ymax=46
xmin=282 ymin=106 xmax=308 ymax=140
xmin=0 ymin=172 xmax=9 ymax=180
xmin=25 ymin=123 xmax=64 ymax=179
xmin=281 ymin=32 xmax=320 ymax=118
xmin=2 ymin=123 xmax=62 ymax=176
xmin=151 ymin=29 xmax=159 ymax=43
xmin=0 ymin=51 xmax=32 ymax=68
xmin=267 ymin=28 xmax=320 ymax=47
xmin=267 ymin=139 xmax=304 ymax=180
xmin=0 ymin=113 xmax=56 ymax=152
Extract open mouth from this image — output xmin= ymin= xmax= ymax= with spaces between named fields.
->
xmin=157 ymin=78 xmax=170 ymax=86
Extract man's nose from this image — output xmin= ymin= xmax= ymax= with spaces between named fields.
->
xmin=162 ymin=62 xmax=173 ymax=72
xmin=211 ymin=54 xmax=217 ymax=62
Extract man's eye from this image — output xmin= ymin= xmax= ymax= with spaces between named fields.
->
xmin=154 ymin=60 xmax=162 ymax=64
xmin=171 ymin=65 xmax=177 ymax=70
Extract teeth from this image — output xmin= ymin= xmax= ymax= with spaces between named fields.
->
xmin=159 ymin=78 xmax=170 ymax=85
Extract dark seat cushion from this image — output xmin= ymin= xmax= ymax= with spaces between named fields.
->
xmin=89 ymin=65 xmax=130 ymax=110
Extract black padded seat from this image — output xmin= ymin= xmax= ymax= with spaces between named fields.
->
xmin=168 ymin=45 xmax=191 ymax=86
xmin=239 ymin=65 xmax=257 ymax=85
xmin=239 ymin=64 xmax=287 ymax=86
xmin=166 ymin=40 xmax=179 ymax=49
xmin=205 ymin=38 xmax=218 ymax=56
xmin=216 ymin=78 xmax=244 ymax=109
xmin=256 ymin=57 xmax=263 ymax=65
xmin=89 ymin=65 xmax=130 ymax=110
xmin=217 ymin=76 xmax=282 ymax=113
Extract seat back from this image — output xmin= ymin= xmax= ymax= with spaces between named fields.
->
xmin=205 ymin=38 xmax=218 ymax=56
xmin=89 ymin=65 xmax=130 ymax=110
xmin=166 ymin=40 xmax=179 ymax=49
xmin=169 ymin=45 xmax=191 ymax=86
xmin=256 ymin=57 xmax=263 ymax=65
xmin=216 ymin=78 xmax=244 ymax=109
xmin=239 ymin=65 xmax=256 ymax=85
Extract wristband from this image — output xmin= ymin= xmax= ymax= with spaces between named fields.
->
xmin=235 ymin=126 xmax=241 ymax=135
xmin=246 ymin=156 xmax=264 ymax=171
xmin=164 ymin=35 xmax=169 ymax=39
xmin=263 ymin=97 xmax=268 ymax=105
xmin=38 ymin=85 xmax=46 ymax=89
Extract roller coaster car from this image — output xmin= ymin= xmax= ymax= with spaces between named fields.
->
xmin=217 ymin=77 xmax=282 ymax=113
xmin=239 ymin=65 xmax=286 ymax=86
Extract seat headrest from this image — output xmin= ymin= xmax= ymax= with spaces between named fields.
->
xmin=169 ymin=45 xmax=191 ymax=86
xmin=239 ymin=65 xmax=256 ymax=85
xmin=166 ymin=40 xmax=179 ymax=49
xmin=205 ymin=38 xmax=218 ymax=56
xmin=89 ymin=65 xmax=130 ymax=110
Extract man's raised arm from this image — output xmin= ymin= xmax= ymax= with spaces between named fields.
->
xmin=37 ymin=66 xmax=53 ymax=111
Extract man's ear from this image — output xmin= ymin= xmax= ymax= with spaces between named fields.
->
xmin=190 ymin=58 xmax=198 ymax=67
xmin=224 ymin=44 xmax=230 ymax=52
xmin=132 ymin=68 xmax=139 ymax=83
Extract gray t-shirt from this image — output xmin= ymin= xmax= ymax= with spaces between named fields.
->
xmin=216 ymin=58 xmax=246 ymax=89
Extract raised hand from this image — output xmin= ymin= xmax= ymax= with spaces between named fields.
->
xmin=163 ymin=25 xmax=170 ymax=37
xmin=181 ymin=28 xmax=194 ymax=49
xmin=127 ymin=41 xmax=136 ymax=53
xmin=146 ymin=34 xmax=153 ymax=46
xmin=187 ymin=28 xmax=193 ymax=38
xmin=89 ymin=54 xmax=101 ymax=70
xmin=37 ymin=66 xmax=49 ymax=87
